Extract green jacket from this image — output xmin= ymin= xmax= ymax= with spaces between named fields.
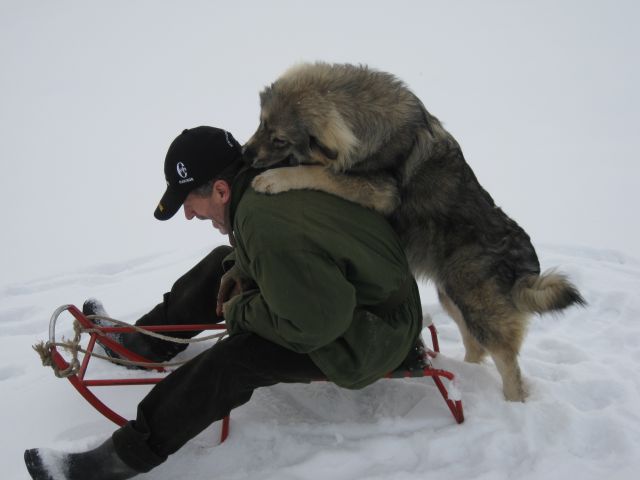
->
xmin=224 ymin=168 xmax=423 ymax=389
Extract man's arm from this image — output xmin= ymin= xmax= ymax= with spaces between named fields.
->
xmin=223 ymin=250 xmax=356 ymax=353
xmin=216 ymin=249 xmax=257 ymax=316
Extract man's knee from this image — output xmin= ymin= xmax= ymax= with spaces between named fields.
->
xmin=172 ymin=245 xmax=232 ymax=294
xmin=210 ymin=244 xmax=233 ymax=261
xmin=200 ymin=245 xmax=233 ymax=274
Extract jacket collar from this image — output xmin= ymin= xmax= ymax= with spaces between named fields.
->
xmin=225 ymin=165 xmax=263 ymax=246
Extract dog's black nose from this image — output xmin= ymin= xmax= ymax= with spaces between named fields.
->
xmin=242 ymin=144 xmax=256 ymax=162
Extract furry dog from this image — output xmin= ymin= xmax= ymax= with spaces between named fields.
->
xmin=243 ymin=62 xmax=585 ymax=401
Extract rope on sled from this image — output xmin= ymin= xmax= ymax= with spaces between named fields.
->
xmin=34 ymin=315 xmax=227 ymax=376
xmin=84 ymin=314 xmax=227 ymax=344
xmin=33 ymin=320 xmax=84 ymax=378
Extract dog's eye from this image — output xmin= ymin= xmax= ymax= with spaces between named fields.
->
xmin=272 ymin=137 xmax=288 ymax=148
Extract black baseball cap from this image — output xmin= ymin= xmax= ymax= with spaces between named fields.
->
xmin=154 ymin=126 xmax=243 ymax=220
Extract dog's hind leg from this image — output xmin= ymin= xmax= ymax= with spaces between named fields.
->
xmin=479 ymin=308 xmax=529 ymax=402
xmin=442 ymin=281 xmax=529 ymax=401
xmin=489 ymin=345 xmax=526 ymax=402
xmin=437 ymin=288 xmax=487 ymax=363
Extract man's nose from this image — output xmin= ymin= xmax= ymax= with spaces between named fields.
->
xmin=183 ymin=205 xmax=195 ymax=220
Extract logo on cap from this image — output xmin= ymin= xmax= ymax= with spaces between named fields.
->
xmin=177 ymin=162 xmax=188 ymax=179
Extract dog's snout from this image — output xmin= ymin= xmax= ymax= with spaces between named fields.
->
xmin=241 ymin=143 xmax=279 ymax=168
xmin=242 ymin=144 xmax=257 ymax=162
xmin=251 ymin=157 xmax=270 ymax=168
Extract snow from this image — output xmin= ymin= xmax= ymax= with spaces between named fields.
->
xmin=2 ymin=245 xmax=640 ymax=479
xmin=2 ymin=0 xmax=640 ymax=479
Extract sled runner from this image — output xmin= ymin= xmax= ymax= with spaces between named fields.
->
xmin=35 ymin=304 xmax=464 ymax=444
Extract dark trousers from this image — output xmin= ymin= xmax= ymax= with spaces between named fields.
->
xmin=111 ymin=246 xmax=323 ymax=472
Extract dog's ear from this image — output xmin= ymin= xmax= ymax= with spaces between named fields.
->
xmin=309 ymin=136 xmax=338 ymax=160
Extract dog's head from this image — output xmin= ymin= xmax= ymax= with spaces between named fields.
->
xmin=243 ymin=81 xmax=356 ymax=170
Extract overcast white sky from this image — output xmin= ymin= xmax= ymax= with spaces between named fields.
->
xmin=1 ymin=0 xmax=639 ymax=286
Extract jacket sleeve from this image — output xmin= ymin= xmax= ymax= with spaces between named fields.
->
xmin=224 ymin=250 xmax=356 ymax=353
xmin=221 ymin=249 xmax=236 ymax=272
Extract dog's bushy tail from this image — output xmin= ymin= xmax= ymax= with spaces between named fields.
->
xmin=512 ymin=270 xmax=586 ymax=314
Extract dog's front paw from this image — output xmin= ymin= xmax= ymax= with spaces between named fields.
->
xmin=251 ymin=169 xmax=293 ymax=195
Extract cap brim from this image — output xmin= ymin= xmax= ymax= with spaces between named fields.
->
xmin=154 ymin=187 xmax=188 ymax=221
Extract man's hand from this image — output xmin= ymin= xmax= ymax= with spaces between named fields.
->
xmin=222 ymin=294 xmax=243 ymax=318
xmin=216 ymin=264 xmax=255 ymax=316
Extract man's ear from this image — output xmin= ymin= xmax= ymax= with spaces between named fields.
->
xmin=213 ymin=180 xmax=232 ymax=203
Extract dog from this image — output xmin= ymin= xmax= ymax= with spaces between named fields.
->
xmin=243 ymin=62 xmax=585 ymax=401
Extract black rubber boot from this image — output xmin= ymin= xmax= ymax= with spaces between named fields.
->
xmin=24 ymin=438 xmax=140 ymax=480
xmin=82 ymin=298 xmax=127 ymax=362
xmin=83 ymin=298 xmax=173 ymax=367
xmin=400 ymin=337 xmax=428 ymax=371
xmin=82 ymin=299 xmax=186 ymax=364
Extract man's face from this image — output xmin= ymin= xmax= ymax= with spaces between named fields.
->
xmin=183 ymin=180 xmax=231 ymax=234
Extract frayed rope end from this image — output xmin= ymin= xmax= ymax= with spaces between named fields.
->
xmin=33 ymin=341 xmax=53 ymax=367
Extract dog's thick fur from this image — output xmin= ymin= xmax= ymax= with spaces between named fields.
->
xmin=243 ymin=62 xmax=585 ymax=401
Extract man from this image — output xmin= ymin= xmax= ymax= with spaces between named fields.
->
xmin=25 ymin=126 xmax=423 ymax=479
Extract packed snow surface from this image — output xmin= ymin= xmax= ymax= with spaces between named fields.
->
xmin=2 ymin=245 xmax=639 ymax=479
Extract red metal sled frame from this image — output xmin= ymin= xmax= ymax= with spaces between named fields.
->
xmin=47 ymin=305 xmax=463 ymax=445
